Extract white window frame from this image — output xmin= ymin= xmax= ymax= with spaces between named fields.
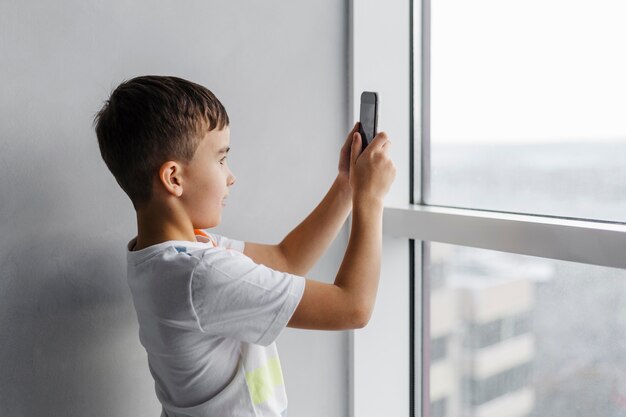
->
xmin=351 ymin=1 xmax=626 ymax=417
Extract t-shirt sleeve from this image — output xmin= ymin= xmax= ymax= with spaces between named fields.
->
xmin=190 ymin=249 xmax=305 ymax=346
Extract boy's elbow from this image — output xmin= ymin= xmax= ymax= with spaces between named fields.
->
xmin=351 ymin=304 xmax=373 ymax=329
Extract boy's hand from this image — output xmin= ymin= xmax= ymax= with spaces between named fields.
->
xmin=350 ymin=130 xmax=396 ymax=204
xmin=337 ymin=122 xmax=361 ymax=189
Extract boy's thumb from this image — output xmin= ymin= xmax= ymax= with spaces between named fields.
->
xmin=351 ymin=132 xmax=362 ymax=165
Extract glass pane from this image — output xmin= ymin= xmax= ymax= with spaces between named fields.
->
xmin=429 ymin=0 xmax=626 ymax=221
xmin=427 ymin=242 xmax=626 ymax=417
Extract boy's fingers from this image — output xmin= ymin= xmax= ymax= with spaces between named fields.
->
xmin=369 ymin=131 xmax=389 ymax=148
xmin=351 ymin=132 xmax=362 ymax=166
xmin=343 ymin=122 xmax=359 ymax=148
xmin=381 ymin=138 xmax=391 ymax=150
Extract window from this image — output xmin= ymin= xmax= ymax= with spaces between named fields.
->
xmin=414 ymin=1 xmax=626 ymax=417
xmin=464 ymin=313 xmax=531 ymax=351
xmin=430 ymin=335 xmax=448 ymax=362
xmin=427 ymin=0 xmax=626 ymax=223
xmin=464 ymin=362 xmax=532 ymax=407
xmin=430 ymin=398 xmax=447 ymax=417
xmin=350 ymin=1 xmax=626 ymax=417
xmin=429 ymin=243 xmax=626 ymax=416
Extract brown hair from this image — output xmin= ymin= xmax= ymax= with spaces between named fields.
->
xmin=93 ymin=75 xmax=229 ymax=209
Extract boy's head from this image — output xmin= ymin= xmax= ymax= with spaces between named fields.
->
xmin=94 ymin=75 xmax=234 ymax=225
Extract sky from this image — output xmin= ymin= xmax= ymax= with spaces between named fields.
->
xmin=430 ymin=0 xmax=626 ymax=144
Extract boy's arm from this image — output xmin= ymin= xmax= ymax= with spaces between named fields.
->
xmin=251 ymin=126 xmax=396 ymax=331
xmin=282 ymin=176 xmax=352 ymax=274
xmin=244 ymin=124 xmax=360 ymax=275
xmin=288 ymin=197 xmax=384 ymax=329
xmin=287 ymin=131 xmax=395 ymax=330
xmin=243 ymin=176 xmax=351 ymax=275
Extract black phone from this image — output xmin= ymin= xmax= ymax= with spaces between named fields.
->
xmin=358 ymin=91 xmax=378 ymax=151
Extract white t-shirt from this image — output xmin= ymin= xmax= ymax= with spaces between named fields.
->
xmin=126 ymin=230 xmax=305 ymax=417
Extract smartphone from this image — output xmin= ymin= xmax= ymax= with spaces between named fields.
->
xmin=358 ymin=91 xmax=378 ymax=151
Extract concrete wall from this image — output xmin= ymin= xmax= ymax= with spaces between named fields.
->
xmin=0 ymin=1 xmax=350 ymax=415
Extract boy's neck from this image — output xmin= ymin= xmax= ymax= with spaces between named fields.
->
xmin=133 ymin=200 xmax=196 ymax=251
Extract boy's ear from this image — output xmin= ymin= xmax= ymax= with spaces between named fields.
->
xmin=158 ymin=161 xmax=184 ymax=197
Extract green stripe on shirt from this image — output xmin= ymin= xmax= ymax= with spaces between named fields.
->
xmin=245 ymin=357 xmax=284 ymax=405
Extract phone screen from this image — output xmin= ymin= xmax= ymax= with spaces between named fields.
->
xmin=359 ymin=92 xmax=378 ymax=149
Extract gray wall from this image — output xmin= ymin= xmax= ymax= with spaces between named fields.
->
xmin=0 ymin=1 xmax=350 ymax=416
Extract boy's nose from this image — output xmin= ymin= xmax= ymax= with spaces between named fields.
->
xmin=228 ymin=174 xmax=236 ymax=187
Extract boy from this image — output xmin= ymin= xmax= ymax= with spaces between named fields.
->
xmin=94 ymin=75 xmax=395 ymax=416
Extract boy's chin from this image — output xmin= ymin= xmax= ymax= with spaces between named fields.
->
xmin=195 ymin=218 xmax=220 ymax=230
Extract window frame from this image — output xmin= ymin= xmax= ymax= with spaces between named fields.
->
xmin=351 ymin=1 xmax=626 ymax=417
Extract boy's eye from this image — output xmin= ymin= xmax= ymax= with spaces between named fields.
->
xmin=219 ymin=157 xmax=227 ymax=165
